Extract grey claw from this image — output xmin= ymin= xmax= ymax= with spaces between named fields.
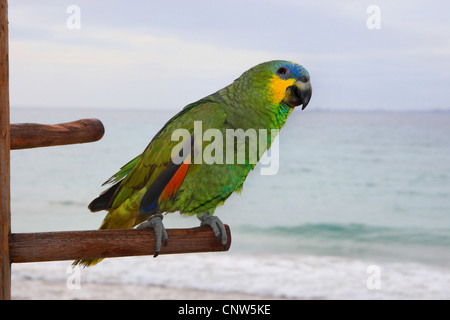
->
xmin=199 ymin=214 xmax=228 ymax=248
xmin=137 ymin=214 xmax=168 ymax=257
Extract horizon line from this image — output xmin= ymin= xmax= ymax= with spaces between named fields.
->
xmin=10 ymin=105 xmax=450 ymax=114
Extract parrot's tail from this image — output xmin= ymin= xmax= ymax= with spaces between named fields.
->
xmin=72 ymin=209 xmax=137 ymax=268
xmin=72 ymin=257 xmax=103 ymax=268
xmin=72 ymin=218 xmax=109 ymax=267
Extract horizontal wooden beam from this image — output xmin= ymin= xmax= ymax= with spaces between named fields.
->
xmin=10 ymin=118 xmax=105 ymax=150
xmin=9 ymin=225 xmax=231 ymax=263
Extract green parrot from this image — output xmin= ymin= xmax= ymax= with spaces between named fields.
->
xmin=74 ymin=60 xmax=311 ymax=267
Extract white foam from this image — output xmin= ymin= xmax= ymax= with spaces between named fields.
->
xmin=12 ymin=252 xmax=450 ymax=299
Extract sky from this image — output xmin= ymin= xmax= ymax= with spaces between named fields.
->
xmin=7 ymin=0 xmax=450 ymax=111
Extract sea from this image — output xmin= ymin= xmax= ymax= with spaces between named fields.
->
xmin=9 ymin=107 xmax=450 ymax=299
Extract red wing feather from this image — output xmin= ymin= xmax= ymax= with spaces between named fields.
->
xmin=158 ymin=156 xmax=191 ymax=203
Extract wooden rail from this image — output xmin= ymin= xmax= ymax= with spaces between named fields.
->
xmin=10 ymin=119 xmax=105 ymax=149
xmin=10 ymin=226 xmax=231 ymax=263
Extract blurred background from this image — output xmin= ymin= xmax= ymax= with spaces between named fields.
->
xmin=8 ymin=0 xmax=450 ymax=299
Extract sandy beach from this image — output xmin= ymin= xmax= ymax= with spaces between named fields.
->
xmin=12 ymin=279 xmax=285 ymax=300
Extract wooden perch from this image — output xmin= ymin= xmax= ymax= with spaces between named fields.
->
xmin=10 ymin=118 xmax=105 ymax=150
xmin=9 ymin=225 xmax=231 ymax=263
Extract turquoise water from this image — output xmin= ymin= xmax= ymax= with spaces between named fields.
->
xmin=9 ymin=107 xmax=450 ymax=299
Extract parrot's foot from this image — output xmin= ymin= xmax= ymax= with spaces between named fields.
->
xmin=198 ymin=213 xmax=228 ymax=249
xmin=136 ymin=214 xmax=168 ymax=257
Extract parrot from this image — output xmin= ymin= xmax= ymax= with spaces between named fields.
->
xmin=73 ymin=60 xmax=312 ymax=267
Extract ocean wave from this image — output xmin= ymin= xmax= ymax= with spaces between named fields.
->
xmin=48 ymin=200 xmax=87 ymax=207
xmin=234 ymin=223 xmax=450 ymax=247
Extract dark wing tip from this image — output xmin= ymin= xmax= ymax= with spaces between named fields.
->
xmin=88 ymin=181 xmax=122 ymax=212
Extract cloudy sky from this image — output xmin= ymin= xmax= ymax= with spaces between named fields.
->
xmin=8 ymin=0 xmax=450 ymax=111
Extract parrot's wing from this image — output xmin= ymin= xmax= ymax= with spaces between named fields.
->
xmin=102 ymin=154 xmax=142 ymax=186
xmin=87 ymin=154 xmax=143 ymax=212
xmin=88 ymin=99 xmax=227 ymax=213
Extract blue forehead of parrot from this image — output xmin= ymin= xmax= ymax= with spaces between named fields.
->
xmin=272 ymin=60 xmax=310 ymax=79
xmin=270 ymin=60 xmax=310 ymax=79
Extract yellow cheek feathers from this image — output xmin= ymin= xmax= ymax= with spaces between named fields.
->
xmin=268 ymin=76 xmax=296 ymax=104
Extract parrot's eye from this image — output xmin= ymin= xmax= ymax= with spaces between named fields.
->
xmin=276 ymin=67 xmax=291 ymax=79
xmin=277 ymin=67 xmax=287 ymax=75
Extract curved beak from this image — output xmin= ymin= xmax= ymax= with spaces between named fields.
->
xmin=283 ymin=79 xmax=312 ymax=110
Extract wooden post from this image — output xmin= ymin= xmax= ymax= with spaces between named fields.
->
xmin=0 ymin=0 xmax=10 ymax=300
